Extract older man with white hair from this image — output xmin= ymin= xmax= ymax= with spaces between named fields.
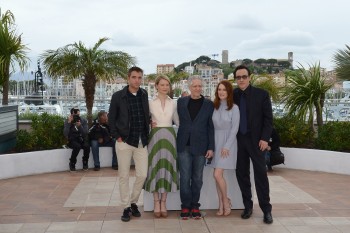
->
xmin=176 ymin=76 xmax=215 ymax=220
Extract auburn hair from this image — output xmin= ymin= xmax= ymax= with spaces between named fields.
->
xmin=213 ymin=80 xmax=234 ymax=110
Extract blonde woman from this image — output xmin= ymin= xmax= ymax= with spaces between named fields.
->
xmin=144 ymin=75 xmax=179 ymax=218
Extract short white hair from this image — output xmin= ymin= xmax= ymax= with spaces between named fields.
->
xmin=187 ymin=75 xmax=202 ymax=88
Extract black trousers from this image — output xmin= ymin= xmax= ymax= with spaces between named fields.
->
xmin=68 ymin=140 xmax=90 ymax=164
xmin=236 ymin=133 xmax=272 ymax=213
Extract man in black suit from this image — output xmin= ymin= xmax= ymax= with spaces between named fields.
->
xmin=233 ymin=65 xmax=273 ymax=224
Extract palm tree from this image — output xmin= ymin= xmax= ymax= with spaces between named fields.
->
xmin=0 ymin=8 xmax=30 ymax=105
xmin=250 ymin=74 xmax=280 ymax=102
xmin=333 ymin=45 xmax=350 ymax=81
xmin=41 ymin=37 xmax=135 ymax=125
xmin=166 ymin=71 xmax=188 ymax=98
xmin=282 ymin=63 xmax=333 ymax=129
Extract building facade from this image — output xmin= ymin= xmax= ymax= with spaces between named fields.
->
xmin=156 ymin=64 xmax=175 ymax=74
xmin=222 ymin=50 xmax=228 ymax=64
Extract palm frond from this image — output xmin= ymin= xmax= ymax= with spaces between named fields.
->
xmin=40 ymin=38 xmax=135 ymax=125
xmin=282 ymin=62 xmax=333 ymax=128
xmin=333 ymin=45 xmax=350 ymax=81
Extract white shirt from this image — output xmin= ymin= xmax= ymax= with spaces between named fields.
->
xmin=149 ymin=96 xmax=179 ymax=127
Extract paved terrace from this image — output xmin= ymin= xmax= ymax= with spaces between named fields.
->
xmin=0 ymin=168 xmax=350 ymax=233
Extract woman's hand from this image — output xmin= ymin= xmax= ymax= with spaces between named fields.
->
xmin=221 ymin=148 xmax=229 ymax=158
xmin=151 ymin=120 xmax=157 ymax=128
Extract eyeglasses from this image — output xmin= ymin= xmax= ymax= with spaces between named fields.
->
xmin=235 ymin=75 xmax=249 ymax=80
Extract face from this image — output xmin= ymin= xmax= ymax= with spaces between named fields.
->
xmin=189 ymin=79 xmax=202 ymax=99
xmin=156 ymin=79 xmax=170 ymax=95
xmin=235 ymin=68 xmax=250 ymax=91
xmin=128 ymin=71 xmax=143 ymax=92
xmin=100 ymin=113 xmax=108 ymax=124
xmin=72 ymin=110 xmax=80 ymax=116
xmin=217 ymin=84 xmax=228 ymax=100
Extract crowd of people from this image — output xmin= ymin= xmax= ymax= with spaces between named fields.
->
xmin=63 ymin=65 xmax=275 ymax=224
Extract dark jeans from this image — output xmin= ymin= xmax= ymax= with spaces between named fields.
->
xmin=177 ymin=146 xmax=206 ymax=209
xmin=68 ymin=140 xmax=90 ymax=164
xmin=91 ymin=139 xmax=117 ymax=168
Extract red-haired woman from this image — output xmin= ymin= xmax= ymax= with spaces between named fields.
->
xmin=209 ymin=80 xmax=240 ymax=216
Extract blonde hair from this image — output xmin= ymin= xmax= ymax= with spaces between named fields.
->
xmin=155 ymin=74 xmax=171 ymax=85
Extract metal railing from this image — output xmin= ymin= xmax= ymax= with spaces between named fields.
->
xmin=3 ymin=93 xmax=350 ymax=122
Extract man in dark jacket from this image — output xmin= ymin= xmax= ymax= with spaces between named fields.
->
xmin=233 ymin=65 xmax=273 ymax=224
xmin=176 ymin=76 xmax=214 ymax=220
xmin=63 ymin=108 xmax=90 ymax=172
xmin=89 ymin=111 xmax=118 ymax=171
xmin=108 ymin=66 xmax=150 ymax=222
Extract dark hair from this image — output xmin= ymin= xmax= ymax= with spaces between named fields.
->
xmin=97 ymin=110 xmax=107 ymax=119
xmin=234 ymin=65 xmax=251 ymax=78
xmin=70 ymin=108 xmax=79 ymax=114
xmin=213 ymin=80 xmax=234 ymax=110
xmin=128 ymin=66 xmax=143 ymax=77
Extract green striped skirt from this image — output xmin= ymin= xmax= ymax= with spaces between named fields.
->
xmin=144 ymin=127 xmax=179 ymax=193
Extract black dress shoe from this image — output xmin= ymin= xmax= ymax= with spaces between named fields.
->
xmin=263 ymin=212 xmax=273 ymax=224
xmin=241 ymin=208 xmax=253 ymax=219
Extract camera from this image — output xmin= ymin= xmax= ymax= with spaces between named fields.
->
xmin=72 ymin=115 xmax=81 ymax=124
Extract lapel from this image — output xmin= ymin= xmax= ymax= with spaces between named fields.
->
xmin=182 ymin=96 xmax=192 ymax=122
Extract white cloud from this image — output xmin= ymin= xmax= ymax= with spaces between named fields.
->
xmin=226 ymin=15 xmax=264 ymax=30
xmin=3 ymin=0 xmax=350 ymax=73
xmin=237 ymin=28 xmax=314 ymax=51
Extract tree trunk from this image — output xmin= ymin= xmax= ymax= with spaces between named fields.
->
xmin=315 ymin=103 xmax=323 ymax=127
xmin=83 ymin=74 xmax=97 ymax=127
xmin=1 ymin=65 xmax=10 ymax=105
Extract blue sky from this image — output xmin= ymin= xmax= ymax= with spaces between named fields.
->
xmin=2 ymin=0 xmax=349 ymax=75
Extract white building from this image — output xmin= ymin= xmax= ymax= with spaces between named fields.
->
xmin=184 ymin=65 xmax=194 ymax=75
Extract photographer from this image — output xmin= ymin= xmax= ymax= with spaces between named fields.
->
xmin=264 ymin=127 xmax=284 ymax=171
xmin=89 ymin=111 xmax=118 ymax=171
xmin=64 ymin=108 xmax=90 ymax=172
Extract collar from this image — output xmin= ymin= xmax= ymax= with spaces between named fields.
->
xmin=240 ymin=85 xmax=251 ymax=96
xmin=126 ymin=86 xmax=142 ymax=96
xmin=152 ymin=94 xmax=172 ymax=101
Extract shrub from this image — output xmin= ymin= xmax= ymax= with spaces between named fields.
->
xmin=315 ymin=121 xmax=350 ymax=152
xmin=15 ymin=129 xmax=35 ymax=152
xmin=15 ymin=113 xmax=66 ymax=152
xmin=18 ymin=112 xmax=39 ymax=120
xmin=274 ymin=116 xmax=314 ymax=148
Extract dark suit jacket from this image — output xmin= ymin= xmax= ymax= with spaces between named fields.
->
xmin=234 ymin=85 xmax=273 ymax=146
xmin=176 ymin=96 xmax=215 ymax=155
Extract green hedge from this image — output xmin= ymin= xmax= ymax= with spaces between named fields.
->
xmin=15 ymin=113 xmax=66 ymax=152
xmin=274 ymin=116 xmax=315 ymax=148
xmin=274 ymin=116 xmax=350 ymax=152
xmin=14 ymin=113 xmax=350 ymax=153
xmin=315 ymin=121 xmax=350 ymax=152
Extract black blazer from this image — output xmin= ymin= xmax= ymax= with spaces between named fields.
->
xmin=108 ymin=86 xmax=150 ymax=143
xmin=234 ymin=85 xmax=273 ymax=146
